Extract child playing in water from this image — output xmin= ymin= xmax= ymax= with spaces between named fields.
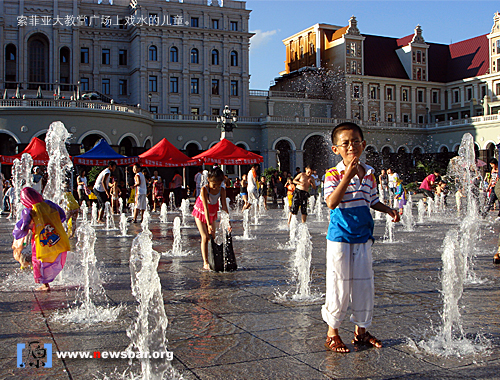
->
xmin=394 ymin=178 xmax=407 ymax=215
xmin=192 ymin=168 xmax=230 ymax=270
xmin=13 ymin=187 xmax=70 ymax=291
xmin=323 ymin=122 xmax=399 ymax=353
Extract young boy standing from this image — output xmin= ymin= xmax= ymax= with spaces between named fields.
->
xmin=322 ymin=122 xmax=400 ymax=353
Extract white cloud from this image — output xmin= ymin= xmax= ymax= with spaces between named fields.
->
xmin=250 ymin=29 xmax=278 ymax=50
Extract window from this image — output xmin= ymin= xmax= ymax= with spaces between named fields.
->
xmin=212 ymin=108 xmax=220 ymax=115
xmin=191 ymin=107 xmax=199 ymax=115
xmin=60 ymin=48 xmax=69 ymax=63
xmin=191 ymin=78 xmax=199 ymax=94
xmin=403 ymin=114 xmax=409 ymax=123
xmin=102 ymin=78 xmax=110 ymax=94
xmin=417 ymin=90 xmax=423 ymax=103
xmin=497 ymin=83 xmax=500 ymax=96
xmin=191 ymin=48 xmax=199 ymax=64
xmin=149 ymin=106 xmax=158 ymax=114
xmin=81 ymin=47 xmax=89 ymax=64
xmin=370 ymin=112 xmax=377 ymax=121
xmin=387 ymin=113 xmax=393 ymax=122
xmin=170 ymin=77 xmax=178 ymax=93
xmin=212 ymin=79 xmax=219 ymax=95
xmin=149 ymin=45 xmax=157 ymax=61
xmin=230 ymin=21 xmax=238 ymax=31
xmin=350 ymin=42 xmax=356 ymax=56
xmin=80 ymin=78 xmax=89 ymax=92
xmin=190 ymin=17 xmax=199 ymax=27
xmin=212 ymin=19 xmax=219 ymax=29
xmin=119 ymin=49 xmax=127 ymax=65
xmin=353 ymin=85 xmax=360 ymax=98
xmin=402 ymin=88 xmax=409 ymax=102
xmin=119 ymin=79 xmax=127 ymax=95
xmin=149 ymin=13 xmax=158 ymax=25
xmin=212 ymin=49 xmax=219 ymax=65
xmin=5 ymin=44 xmax=16 ymax=82
xmin=300 ymin=47 xmax=304 ymax=59
xmin=231 ymin=109 xmax=238 ymax=116
xmin=432 ymin=90 xmax=439 ymax=104
xmin=170 ymin=107 xmax=179 ymax=114
xmin=418 ymin=115 xmax=424 ymax=123
xmin=102 ymin=49 xmax=110 ymax=65
xmin=416 ymin=68 xmax=422 ymax=80
xmin=149 ymin=76 xmax=157 ymax=92
xmin=480 ymin=85 xmax=487 ymax=99
xmin=453 ymin=89 xmax=460 ymax=103
xmin=351 ymin=60 xmax=357 ymax=74
xmin=230 ymin=80 xmax=238 ymax=96
xmin=466 ymin=87 xmax=472 ymax=101
xmin=230 ymin=51 xmax=238 ymax=66
xmin=416 ymin=50 xmax=422 ymax=63
xmin=386 ymin=87 xmax=393 ymax=101
xmin=370 ymin=86 xmax=377 ymax=100
xmin=170 ymin=46 xmax=178 ymax=62
xmin=310 ymin=43 xmax=314 ymax=55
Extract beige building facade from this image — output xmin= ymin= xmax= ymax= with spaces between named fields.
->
xmin=1 ymin=3 xmax=500 ymax=181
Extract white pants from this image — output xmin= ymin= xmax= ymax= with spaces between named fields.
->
xmin=322 ymin=240 xmax=374 ymax=329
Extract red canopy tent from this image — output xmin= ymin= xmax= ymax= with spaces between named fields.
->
xmin=0 ymin=137 xmax=50 ymax=165
xmin=192 ymin=138 xmax=263 ymax=165
xmin=138 ymin=138 xmax=200 ymax=167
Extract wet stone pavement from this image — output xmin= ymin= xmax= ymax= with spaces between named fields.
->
xmin=1 ymin=198 xmax=500 ymax=380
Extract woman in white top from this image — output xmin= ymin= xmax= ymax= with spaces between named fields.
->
xmin=77 ymin=169 xmax=90 ymax=207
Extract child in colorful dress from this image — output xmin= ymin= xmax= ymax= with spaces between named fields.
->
xmin=192 ymin=168 xmax=230 ymax=270
xmin=394 ymin=178 xmax=407 ymax=215
xmin=13 ymin=187 xmax=70 ymax=291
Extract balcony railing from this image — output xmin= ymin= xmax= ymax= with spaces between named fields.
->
xmin=0 ymin=97 xmax=499 ymax=129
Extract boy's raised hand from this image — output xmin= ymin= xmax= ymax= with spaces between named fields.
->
xmin=387 ymin=208 xmax=400 ymax=222
xmin=344 ymin=157 xmax=359 ymax=180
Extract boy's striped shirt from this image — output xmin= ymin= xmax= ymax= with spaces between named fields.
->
xmin=324 ymin=161 xmax=379 ymax=243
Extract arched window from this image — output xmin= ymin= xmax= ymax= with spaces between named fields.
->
xmin=28 ymin=33 xmax=49 ymax=89
xmin=212 ymin=49 xmax=219 ymax=65
xmin=191 ymin=48 xmax=199 ymax=64
xmin=170 ymin=46 xmax=178 ymax=62
xmin=59 ymin=47 xmax=71 ymax=89
xmin=230 ymin=50 xmax=238 ymax=66
xmin=5 ymin=44 xmax=17 ymax=86
xmin=149 ymin=45 xmax=157 ymax=61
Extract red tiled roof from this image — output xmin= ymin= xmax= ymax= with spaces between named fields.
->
xmin=363 ymin=35 xmax=409 ymax=79
xmin=446 ymin=34 xmax=489 ymax=81
xmin=364 ymin=32 xmax=489 ymax=83
xmin=396 ymin=34 xmax=413 ymax=48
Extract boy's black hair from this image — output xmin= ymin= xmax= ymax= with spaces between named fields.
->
xmin=108 ymin=160 xmax=117 ymax=168
xmin=489 ymin=158 xmax=498 ymax=165
xmin=207 ymin=167 xmax=224 ymax=182
xmin=331 ymin=122 xmax=364 ymax=145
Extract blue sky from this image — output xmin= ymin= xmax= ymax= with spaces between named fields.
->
xmin=246 ymin=1 xmax=499 ymax=90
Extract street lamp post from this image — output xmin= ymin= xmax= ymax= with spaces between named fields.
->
xmin=217 ymin=105 xmax=237 ymax=141
xmin=217 ymin=105 xmax=238 ymax=175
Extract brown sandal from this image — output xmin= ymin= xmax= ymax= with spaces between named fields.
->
xmin=325 ymin=335 xmax=350 ymax=353
xmin=352 ymin=331 xmax=382 ymax=348
xmin=494 ymin=253 xmax=500 ymax=264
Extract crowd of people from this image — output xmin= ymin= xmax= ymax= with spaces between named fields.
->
xmin=6 ymin=120 xmax=500 ymax=357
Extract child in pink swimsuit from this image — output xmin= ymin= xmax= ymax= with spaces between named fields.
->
xmin=192 ymin=168 xmax=230 ymax=270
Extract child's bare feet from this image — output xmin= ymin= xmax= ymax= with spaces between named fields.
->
xmin=203 ymin=263 xmax=210 ymax=270
xmin=36 ymin=283 xmax=50 ymax=292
